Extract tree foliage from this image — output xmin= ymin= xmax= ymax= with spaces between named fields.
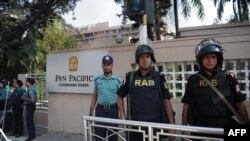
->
xmin=213 ymin=0 xmax=250 ymax=22
xmin=114 ymin=0 xmax=205 ymax=39
xmin=36 ymin=20 xmax=77 ymax=72
xmin=0 ymin=0 xmax=79 ymax=80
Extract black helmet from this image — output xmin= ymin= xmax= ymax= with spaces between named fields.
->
xmin=195 ymin=38 xmax=224 ymax=70
xmin=135 ymin=44 xmax=156 ymax=63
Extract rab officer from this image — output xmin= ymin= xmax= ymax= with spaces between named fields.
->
xmin=89 ymin=55 xmax=121 ymax=141
xmin=117 ymin=45 xmax=175 ymax=141
xmin=182 ymin=38 xmax=250 ymax=140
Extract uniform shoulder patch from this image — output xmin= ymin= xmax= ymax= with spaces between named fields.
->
xmin=160 ymin=72 xmax=166 ymax=76
xmin=226 ymin=71 xmax=236 ymax=79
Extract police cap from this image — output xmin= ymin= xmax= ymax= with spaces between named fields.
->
xmin=26 ymin=78 xmax=35 ymax=85
xmin=102 ymin=55 xmax=113 ymax=64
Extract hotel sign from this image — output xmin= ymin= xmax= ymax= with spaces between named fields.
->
xmin=46 ymin=50 xmax=107 ymax=93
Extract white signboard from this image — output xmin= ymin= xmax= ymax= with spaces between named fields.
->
xmin=46 ymin=50 xmax=107 ymax=93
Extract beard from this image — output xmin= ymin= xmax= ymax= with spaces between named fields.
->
xmin=139 ymin=62 xmax=152 ymax=71
xmin=104 ymin=70 xmax=112 ymax=74
xmin=139 ymin=65 xmax=151 ymax=71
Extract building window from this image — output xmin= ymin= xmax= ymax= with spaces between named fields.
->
xmin=158 ymin=66 xmax=163 ymax=72
xmin=166 ymin=74 xmax=173 ymax=80
xmin=194 ymin=64 xmax=199 ymax=71
xmin=225 ymin=62 xmax=234 ymax=70
xmin=236 ymin=61 xmax=245 ymax=70
xmin=130 ymin=59 xmax=250 ymax=100
xmin=240 ymin=83 xmax=246 ymax=91
xmin=84 ymin=33 xmax=93 ymax=38
xmin=248 ymin=61 xmax=250 ymax=70
xmin=185 ymin=64 xmax=192 ymax=71
xmin=237 ymin=72 xmax=245 ymax=80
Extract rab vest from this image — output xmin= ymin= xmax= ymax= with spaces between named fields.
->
xmin=128 ymin=71 xmax=162 ymax=122
xmin=189 ymin=71 xmax=235 ymax=117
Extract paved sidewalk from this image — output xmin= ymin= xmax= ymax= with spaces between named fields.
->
xmin=6 ymin=126 xmax=84 ymax=141
xmin=35 ymin=132 xmax=84 ymax=141
xmin=7 ymin=133 xmax=84 ymax=141
xmin=7 ymin=132 xmax=84 ymax=141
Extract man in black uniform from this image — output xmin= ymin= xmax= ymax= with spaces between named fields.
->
xmin=10 ymin=79 xmax=25 ymax=138
xmin=182 ymin=38 xmax=250 ymax=139
xmin=117 ymin=45 xmax=175 ymax=141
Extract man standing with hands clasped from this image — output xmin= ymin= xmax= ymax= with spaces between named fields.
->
xmin=117 ymin=45 xmax=175 ymax=141
xmin=89 ymin=55 xmax=121 ymax=141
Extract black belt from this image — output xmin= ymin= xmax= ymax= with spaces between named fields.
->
xmin=96 ymin=103 xmax=117 ymax=110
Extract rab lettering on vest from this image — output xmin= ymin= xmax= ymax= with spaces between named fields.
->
xmin=200 ymin=79 xmax=217 ymax=87
xmin=135 ymin=80 xmax=155 ymax=86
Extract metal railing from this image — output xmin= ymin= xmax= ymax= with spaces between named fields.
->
xmin=82 ymin=116 xmax=224 ymax=141
xmin=0 ymin=128 xmax=12 ymax=141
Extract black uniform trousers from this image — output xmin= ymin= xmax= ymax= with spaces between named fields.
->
xmin=26 ymin=104 xmax=36 ymax=141
xmin=12 ymin=105 xmax=23 ymax=136
xmin=94 ymin=104 xmax=118 ymax=141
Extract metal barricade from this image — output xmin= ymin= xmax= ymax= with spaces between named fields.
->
xmin=0 ymin=128 xmax=12 ymax=141
xmin=82 ymin=116 xmax=224 ymax=141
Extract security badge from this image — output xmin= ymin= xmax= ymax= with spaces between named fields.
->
xmin=134 ymin=79 xmax=155 ymax=87
xmin=105 ymin=56 xmax=110 ymax=61
xmin=199 ymin=79 xmax=217 ymax=87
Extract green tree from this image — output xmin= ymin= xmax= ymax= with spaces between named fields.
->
xmin=213 ymin=0 xmax=250 ymax=22
xmin=0 ymin=0 xmax=79 ymax=79
xmin=168 ymin=0 xmax=205 ymax=38
xmin=0 ymin=29 xmax=39 ymax=79
xmin=36 ymin=19 xmax=77 ymax=72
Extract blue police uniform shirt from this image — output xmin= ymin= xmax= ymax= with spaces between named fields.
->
xmin=0 ymin=87 xmax=8 ymax=101
xmin=25 ymin=85 xmax=37 ymax=104
xmin=94 ymin=74 xmax=121 ymax=105
xmin=11 ymin=87 xmax=25 ymax=105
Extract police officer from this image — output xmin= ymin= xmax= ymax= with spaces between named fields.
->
xmin=0 ymin=80 xmax=9 ymax=126
xmin=23 ymin=78 xmax=37 ymax=141
xmin=117 ymin=45 xmax=175 ymax=141
xmin=182 ymin=38 xmax=250 ymax=139
xmin=10 ymin=79 xmax=25 ymax=138
xmin=0 ymin=80 xmax=8 ymax=111
xmin=89 ymin=55 xmax=121 ymax=141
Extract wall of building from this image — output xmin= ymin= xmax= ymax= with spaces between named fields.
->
xmin=48 ymin=93 xmax=92 ymax=133
xmin=47 ymin=22 xmax=250 ymax=133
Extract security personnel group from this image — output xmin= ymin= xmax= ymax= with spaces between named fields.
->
xmin=1 ymin=38 xmax=249 ymax=141
xmin=0 ymin=78 xmax=37 ymax=141
xmin=88 ymin=38 xmax=249 ymax=141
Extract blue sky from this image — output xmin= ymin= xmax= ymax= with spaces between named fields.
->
xmin=62 ymin=0 xmax=233 ymax=28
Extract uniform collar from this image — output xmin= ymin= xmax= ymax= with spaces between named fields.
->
xmin=28 ymin=85 xmax=35 ymax=90
xmin=100 ymin=74 xmax=116 ymax=79
xmin=17 ymin=87 xmax=23 ymax=91
xmin=136 ymin=69 xmax=153 ymax=77
xmin=199 ymin=69 xmax=223 ymax=78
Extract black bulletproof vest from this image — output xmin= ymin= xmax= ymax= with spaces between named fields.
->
xmin=128 ymin=71 xmax=162 ymax=122
xmin=189 ymin=71 xmax=235 ymax=117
